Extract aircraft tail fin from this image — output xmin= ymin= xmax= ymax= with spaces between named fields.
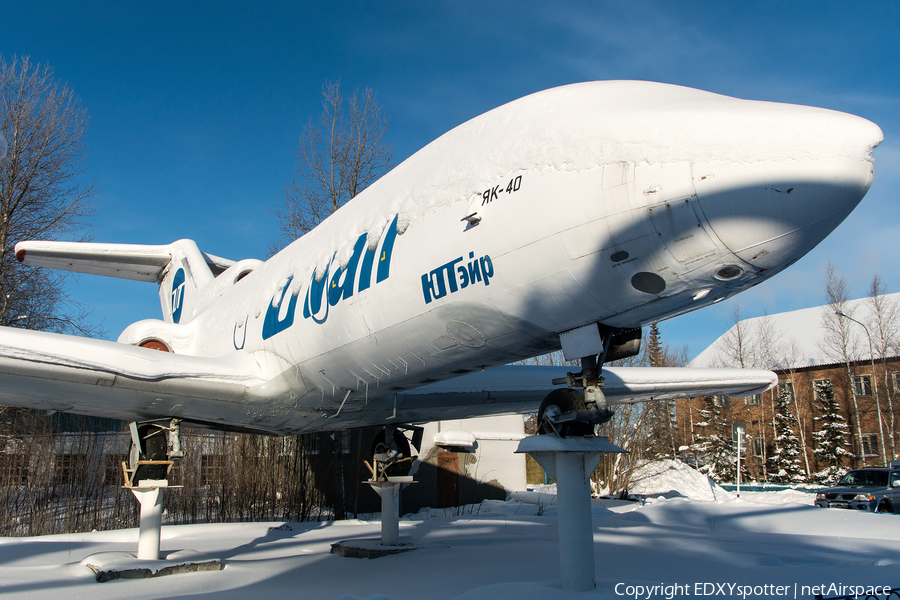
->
xmin=15 ymin=239 xmax=235 ymax=323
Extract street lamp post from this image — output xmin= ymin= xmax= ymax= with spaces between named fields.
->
xmin=836 ymin=310 xmax=887 ymax=465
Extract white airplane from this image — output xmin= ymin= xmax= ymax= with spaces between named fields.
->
xmin=0 ymin=81 xmax=882 ymax=468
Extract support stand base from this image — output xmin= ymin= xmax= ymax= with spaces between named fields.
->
xmin=80 ymin=550 xmax=221 ymax=582
xmin=330 ymin=538 xmax=421 ymax=559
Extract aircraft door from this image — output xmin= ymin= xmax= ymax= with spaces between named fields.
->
xmin=437 ymin=452 xmax=460 ymax=508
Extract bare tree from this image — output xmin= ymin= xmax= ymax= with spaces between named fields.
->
xmin=819 ymin=262 xmax=865 ymax=466
xmin=713 ymin=301 xmax=757 ymax=369
xmin=596 ymin=325 xmax=689 ymax=494
xmin=0 ymin=55 xmax=98 ymax=335
xmin=866 ymin=274 xmax=899 ymax=459
xmin=712 ymin=303 xmax=773 ymax=478
xmin=755 ymin=313 xmax=814 ymax=481
xmin=271 ymin=81 xmax=393 ymax=252
xmin=781 ymin=337 xmax=813 ymax=479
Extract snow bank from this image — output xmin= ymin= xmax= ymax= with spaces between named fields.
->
xmin=3 ymin=492 xmax=900 ymax=599
xmin=627 ymin=459 xmax=731 ymax=501
xmin=737 ymin=488 xmax=816 ymax=506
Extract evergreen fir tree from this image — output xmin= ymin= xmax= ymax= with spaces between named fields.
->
xmin=812 ymin=379 xmax=854 ymax=484
xmin=644 ymin=323 xmax=676 ymax=459
xmin=689 ymin=397 xmax=748 ymax=482
xmin=647 ymin=323 xmax=663 ymax=368
xmin=767 ymin=387 xmax=807 ymax=483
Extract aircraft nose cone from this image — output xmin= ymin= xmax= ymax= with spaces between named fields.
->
xmin=693 ymin=108 xmax=882 ymax=271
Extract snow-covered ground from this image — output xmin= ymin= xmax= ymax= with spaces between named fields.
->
xmin=1 ymin=462 xmax=897 ymax=600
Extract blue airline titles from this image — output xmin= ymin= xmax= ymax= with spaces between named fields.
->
xmin=261 ymin=215 xmax=400 ymax=340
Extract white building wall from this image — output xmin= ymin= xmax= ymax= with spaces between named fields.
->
xmin=416 ymin=414 xmax=526 ymax=494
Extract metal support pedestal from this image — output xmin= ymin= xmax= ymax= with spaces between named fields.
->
xmin=130 ymin=480 xmax=169 ymax=560
xmin=80 ymin=479 xmax=221 ymax=581
xmin=331 ymin=476 xmax=418 ymax=559
xmin=368 ymin=476 xmax=414 ymax=546
xmin=516 ymin=435 xmax=625 ymax=592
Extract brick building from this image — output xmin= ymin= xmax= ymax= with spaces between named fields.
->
xmin=681 ymin=294 xmax=900 ymax=481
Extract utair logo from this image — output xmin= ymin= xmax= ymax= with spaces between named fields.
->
xmin=421 ymin=251 xmax=494 ymax=304
xmin=262 ymin=216 xmax=399 ymax=340
xmin=171 ymin=268 xmax=186 ymax=323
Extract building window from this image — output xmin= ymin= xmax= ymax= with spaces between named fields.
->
xmin=1 ymin=454 xmax=29 ymax=485
xmin=201 ymin=455 xmax=226 ymax=486
xmin=812 ymin=379 xmax=831 ymax=400
xmin=861 ymin=433 xmax=879 ymax=457
xmin=745 ymin=394 xmax=761 ymax=406
xmin=892 ymin=372 xmax=900 ymax=395
xmin=104 ymin=454 xmax=127 ymax=485
xmin=750 ymin=437 xmax=764 ymax=458
xmin=777 ymin=382 xmax=795 ymax=401
xmin=852 ymin=375 xmax=872 ymax=397
xmin=54 ymin=454 xmax=87 ymax=485
xmin=713 ymin=395 xmax=729 ymax=407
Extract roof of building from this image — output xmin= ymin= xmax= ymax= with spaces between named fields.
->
xmin=690 ymin=293 xmax=900 ymax=370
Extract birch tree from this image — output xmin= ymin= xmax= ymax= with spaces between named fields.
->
xmin=713 ymin=301 xmax=757 ymax=368
xmin=819 ymin=262 xmax=865 ymax=466
xmin=272 ymin=81 xmax=393 ymax=252
xmin=0 ymin=55 xmax=98 ymax=335
xmin=866 ymin=275 xmax=899 ymax=459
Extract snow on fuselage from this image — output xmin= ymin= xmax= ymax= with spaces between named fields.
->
xmin=113 ymin=81 xmax=880 ymax=428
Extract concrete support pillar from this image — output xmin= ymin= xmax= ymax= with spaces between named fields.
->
xmin=368 ymin=477 xmax=413 ymax=547
xmin=516 ymin=435 xmax=625 ymax=592
xmin=555 ymin=451 xmax=599 ymax=591
xmin=130 ymin=480 xmax=168 ymax=560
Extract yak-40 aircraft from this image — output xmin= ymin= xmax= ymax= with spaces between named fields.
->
xmin=0 ymin=81 xmax=883 ymax=473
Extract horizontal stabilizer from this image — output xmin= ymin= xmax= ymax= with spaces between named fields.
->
xmin=15 ymin=240 xmax=235 ymax=282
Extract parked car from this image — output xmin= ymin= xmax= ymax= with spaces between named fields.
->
xmin=815 ymin=464 xmax=900 ymax=513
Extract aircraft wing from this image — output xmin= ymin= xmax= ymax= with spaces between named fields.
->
xmin=0 ymin=328 xmax=776 ymax=432
xmin=394 ymin=364 xmax=777 ymax=420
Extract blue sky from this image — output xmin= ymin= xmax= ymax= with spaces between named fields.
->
xmin=3 ymin=1 xmax=899 ymax=358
